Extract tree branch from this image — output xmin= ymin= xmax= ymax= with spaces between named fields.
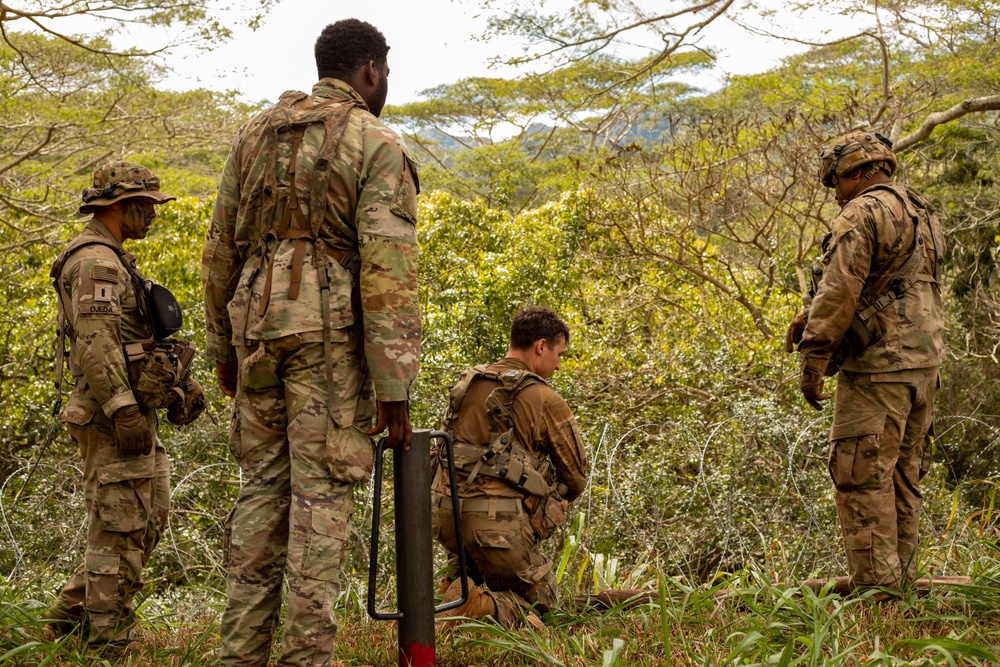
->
xmin=895 ymin=96 xmax=1000 ymax=152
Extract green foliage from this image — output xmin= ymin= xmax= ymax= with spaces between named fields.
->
xmin=4 ymin=0 xmax=1000 ymax=663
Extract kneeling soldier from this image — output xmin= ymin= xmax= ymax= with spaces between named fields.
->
xmin=433 ymin=306 xmax=589 ymax=627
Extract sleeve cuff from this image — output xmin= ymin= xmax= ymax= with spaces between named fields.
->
xmin=103 ymin=390 xmax=137 ymax=418
xmin=373 ymin=379 xmax=412 ymax=403
xmin=800 ymin=355 xmax=831 ymax=376
xmin=206 ymin=335 xmax=236 ymax=363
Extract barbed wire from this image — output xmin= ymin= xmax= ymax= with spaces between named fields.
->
xmin=2 ymin=411 xmax=999 ymax=596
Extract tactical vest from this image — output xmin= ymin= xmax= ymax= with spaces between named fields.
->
xmin=50 ymin=234 xmax=192 ymax=414
xmin=841 ymin=183 xmax=944 ymax=356
xmin=232 ymin=91 xmax=363 ymax=420
xmin=439 ymin=365 xmax=558 ymax=498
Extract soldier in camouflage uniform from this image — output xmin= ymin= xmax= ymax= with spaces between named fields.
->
xmin=432 ymin=306 xmax=588 ymax=627
xmin=792 ymin=131 xmax=945 ymax=592
xmin=201 ymin=19 xmax=419 ymax=667
xmin=45 ymin=162 xmax=177 ymax=651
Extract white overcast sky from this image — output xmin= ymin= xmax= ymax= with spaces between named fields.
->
xmin=29 ymin=0 xmax=859 ymax=105
xmin=148 ymin=0 xmax=853 ymax=106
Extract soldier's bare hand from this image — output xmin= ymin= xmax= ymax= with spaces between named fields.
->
xmin=366 ymin=400 xmax=412 ymax=451
xmin=784 ymin=311 xmax=808 ymax=353
xmin=216 ymin=360 xmax=238 ymax=398
xmin=800 ymin=369 xmax=831 ymax=411
xmin=113 ymin=405 xmax=153 ymax=456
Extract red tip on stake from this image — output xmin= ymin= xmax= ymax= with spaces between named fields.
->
xmin=400 ymin=642 xmax=436 ymax=667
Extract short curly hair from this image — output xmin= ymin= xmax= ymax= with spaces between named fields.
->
xmin=315 ymin=19 xmax=389 ymax=81
xmin=510 ymin=306 xmax=570 ymax=350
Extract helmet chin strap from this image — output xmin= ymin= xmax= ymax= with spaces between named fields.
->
xmin=835 ymin=166 xmax=884 ymax=206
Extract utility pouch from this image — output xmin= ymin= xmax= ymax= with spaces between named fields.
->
xmin=843 ymin=311 xmax=884 ymax=356
xmin=132 ymin=339 xmax=198 ymax=410
xmin=146 ymin=282 xmax=183 ymax=340
xmin=529 ymin=495 xmax=569 ymax=539
xmin=168 ymin=376 xmax=205 ymax=426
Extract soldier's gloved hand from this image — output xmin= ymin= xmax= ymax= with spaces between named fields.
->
xmin=784 ymin=311 xmax=808 ymax=353
xmin=216 ymin=360 xmax=238 ymax=398
xmin=800 ymin=369 xmax=831 ymax=411
xmin=113 ymin=405 xmax=153 ymax=456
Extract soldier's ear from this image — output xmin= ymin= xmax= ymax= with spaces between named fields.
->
xmin=363 ymin=60 xmax=379 ymax=87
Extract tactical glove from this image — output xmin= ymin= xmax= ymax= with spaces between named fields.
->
xmin=113 ymin=405 xmax=153 ymax=456
xmin=800 ymin=369 xmax=831 ymax=411
xmin=784 ymin=311 xmax=808 ymax=353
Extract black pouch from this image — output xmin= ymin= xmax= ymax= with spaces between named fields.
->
xmin=147 ymin=283 xmax=183 ymax=340
xmin=843 ymin=312 xmax=884 ymax=356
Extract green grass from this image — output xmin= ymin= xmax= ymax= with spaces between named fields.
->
xmin=4 ymin=563 xmax=1000 ymax=667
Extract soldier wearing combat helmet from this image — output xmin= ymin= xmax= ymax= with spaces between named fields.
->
xmin=787 ymin=131 xmax=945 ymax=593
xmin=45 ymin=161 xmax=204 ymax=652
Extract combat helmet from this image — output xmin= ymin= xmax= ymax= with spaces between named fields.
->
xmin=817 ymin=131 xmax=897 ymax=187
xmin=80 ymin=161 xmax=175 ymax=214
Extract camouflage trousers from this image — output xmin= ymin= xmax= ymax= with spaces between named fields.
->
xmin=829 ymin=367 xmax=937 ymax=589
xmin=53 ymin=406 xmax=170 ymax=645
xmin=221 ymin=333 xmax=374 ymax=667
xmin=433 ymin=497 xmax=557 ymax=626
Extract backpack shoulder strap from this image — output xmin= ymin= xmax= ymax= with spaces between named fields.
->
xmin=443 ymin=364 xmax=496 ymax=432
xmin=856 ymin=185 xmax=938 ymax=323
xmin=485 ymin=368 xmax=546 ymax=433
xmin=49 ymin=234 xmax=134 ymax=414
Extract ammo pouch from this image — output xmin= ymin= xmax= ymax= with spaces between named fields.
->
xmin=168 ymin=375 xmax=205 ymax=427
xmin=127 ymin=339 xmax=198 ymax=410
xmin=526 ymin=493 xmax=569 ymax=539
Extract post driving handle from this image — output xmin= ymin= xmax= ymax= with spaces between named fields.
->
xmin=431 ymin=429 xmax=469 ymax=613
xmin=367 ymin=437 xmax=402 ymax=620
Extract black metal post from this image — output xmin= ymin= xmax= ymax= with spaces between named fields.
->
xmin=395 ymin=428 xmax=435 ymax=666
xmin=368 ymin=430 xmax=467 ymax=667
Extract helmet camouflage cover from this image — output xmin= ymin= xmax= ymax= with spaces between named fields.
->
xmin=80 ymin=161 xmax=175 ymax=214
xmin=817 ymin=131 xmax=897 ymax=187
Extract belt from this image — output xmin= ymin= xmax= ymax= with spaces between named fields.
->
xmin=436 ymin=495 xmax=523 ymax=517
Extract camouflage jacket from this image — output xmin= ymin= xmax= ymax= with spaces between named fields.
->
xmin=52 ymin=220 xmax=153 ymax=422
xmin=202 ymin=78 xmax=421 ymax=401
xmin=442 ymin=357 xmax=589 ymax=501
xmin=799 ymin=181 xmax=945 ymax=374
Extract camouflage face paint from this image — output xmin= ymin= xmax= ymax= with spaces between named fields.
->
xmin=120 ymin=199 xmax=156 ymax=240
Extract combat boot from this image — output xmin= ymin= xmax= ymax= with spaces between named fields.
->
xmin=435 ymin=578 xmax=453 ymax=596
xmin=42 ymin=605 xmax=86 ymax=639
xmin=436 ymin=577 xmax=497 ymax=628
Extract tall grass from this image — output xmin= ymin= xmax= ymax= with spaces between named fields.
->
xmin=4 ymin=411 xmax=1000 ymax=665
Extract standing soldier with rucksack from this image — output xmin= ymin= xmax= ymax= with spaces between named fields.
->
xmin=788 ymin=131 xmax=945 ymax=595
xmin=201 ymin=18 xmax=420 ymax=667
xmin=45 ymin=161 xmax=204 ymax=654
xmin=432 ymin=306 xmax=588 ymax=628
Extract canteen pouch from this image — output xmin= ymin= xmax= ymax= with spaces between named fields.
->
xmin=167 ymin=376 xmax=206 ymax=426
